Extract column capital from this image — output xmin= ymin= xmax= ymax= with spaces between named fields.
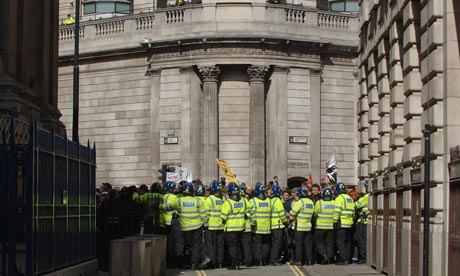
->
xmin=273 ymin=66 xmax=290 ymax=74
xmin=247 ymin=65 xmax=269 ymax=82
xmin=198 ymin=65 xmax=221 ymax=82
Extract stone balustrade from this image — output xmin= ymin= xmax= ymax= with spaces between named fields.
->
xmin=58 ymin=3 xmax=358 ymax=56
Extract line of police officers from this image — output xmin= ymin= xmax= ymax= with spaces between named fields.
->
xmin=133 ymin=180 xmax=369 ymax=270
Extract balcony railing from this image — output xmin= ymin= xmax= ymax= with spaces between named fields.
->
xmin=58 ymin=3 xmax=358 ymax=55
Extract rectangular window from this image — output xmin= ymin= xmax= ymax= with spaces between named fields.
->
xmin=84 ymin=3 xmax=96 ymax=14
xmin=97 ymin=2 xmax=115 ymax=13
xmin=330 ymin=2 xmax=345 ymax=12
xmin=345 ymin=2 xmax=359 ymax=12
xmin=116 ymin=3 xmax=131 ymax=13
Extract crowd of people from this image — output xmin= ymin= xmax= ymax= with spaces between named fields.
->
xmin=96 ymin=178 xmax=369 ymax=270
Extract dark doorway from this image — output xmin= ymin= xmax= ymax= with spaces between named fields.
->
xmin=287 ymin=177 xmax=307 ymax=190
xmin=449 ymin=177 xmax=460 ymax=275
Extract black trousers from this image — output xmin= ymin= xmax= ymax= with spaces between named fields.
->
xmin=270 ymin=229 xmax=284 ymax=262
xmin=241 ymin=232 xmax=253 ymax=265
xmin=357 ymin=224 xmax=367 ymax=260
xmin=282 ymin=227 xmax=295 ymax=261
xmin=294 ymin=230 xmax=313 ymax=263
xmin=206 ymin=230 xmax=225 ymax=265
xmin=336 ymin=227 xmax=353 ymax=262
xmin=252 ymin=234 xmax=271 ymax=262
xmin=166 ymin=218 xmax=184 ymax=263
xmin=183 ymin=228 xmax=202 ymax=265
xmin=314 ymin=229 xmax=335 ymax=260
xmin=225 ymin=231 xmax=243 ymax=266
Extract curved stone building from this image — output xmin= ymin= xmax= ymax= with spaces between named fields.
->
xmin=58 ymin=0 xmax=359 ymax=187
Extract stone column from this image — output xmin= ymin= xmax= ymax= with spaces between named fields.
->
xmin=149 ymin=68 xmax=161 ymax=180
xmin=180 ymin=66 xmax=201 ymax=180
xmin=247 ymin=65 xmax=269 ymax=186
xmin=198 ymin=65 xmax=221 ymax=184
xmin=267 ymin=66 xmax=289 ymax=187
xmin=309 ymin=67 xmax=322 ymax=184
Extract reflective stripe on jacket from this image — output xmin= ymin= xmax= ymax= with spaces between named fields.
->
xmin=314 ymin=199 xmax=335 ymax=230
xmin=290 ymin=198 xmax=314 ymax=232
xmin=220 ymin=198 xmax=248 ymax=232
xmin=270 ymin=197 xmax=286 ymax=230
xmin=250 ymin=197 xmax=271 ymax=234
xmin=205 ymin=195 xmax=225 ymax=230
xmin=333 ymin=194 xmax=354 ymax=228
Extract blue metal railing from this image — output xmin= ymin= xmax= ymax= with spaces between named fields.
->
xmin=0 ymin=117 xmax=96 ymax=276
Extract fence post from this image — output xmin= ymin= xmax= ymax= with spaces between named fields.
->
xmin=1 ymin=127 xmax=7 ymax=276
xmin=65 ymin=131 xmax=70 ymax=267
xmin=8 ymin=118 xmax=18 ymax=276
xmin=25 ymin=119 xmax=35 ymax=275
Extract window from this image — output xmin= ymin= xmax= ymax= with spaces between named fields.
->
xmin=329 ymin=0 xmax=359 ymax=12
xmin=83 ymin=0 xmax=132 ymax=15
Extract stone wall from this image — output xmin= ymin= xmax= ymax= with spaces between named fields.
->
xmin=58 ymin=57 xmax=153 ymax=186
xmin=358 ymin=0 xmax=460 ymax=275
xmin=58 ymin=2 xmax=359 ymax=188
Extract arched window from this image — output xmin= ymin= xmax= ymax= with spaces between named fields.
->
xmin=83 ymin=0 xmax=132 ymax=15
xmin=329 ymin=0 xmax=359 ymax=12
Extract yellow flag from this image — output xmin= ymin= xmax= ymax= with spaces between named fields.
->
xmin=215 ymin=158 xmax=239 ymax=184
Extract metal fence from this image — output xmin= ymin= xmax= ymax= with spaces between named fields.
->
xmin=0 ymin=117 xmax=96 ymax=276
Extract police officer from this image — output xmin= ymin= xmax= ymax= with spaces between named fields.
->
xmin=355 ymin=182 xmax=369 ymax=264
xmin=195 ymin=184 xmax=207 ymax=204
xmin=250 ymin=183 xmax=272 ymax=266
xmin=204 ymin=180 xmax=225 ymax=268
xmin=269 ymin=185 xmax=287 ymax=266
xmin=162 ymin=181 xmax=184 ymax=268
xmin=157 ymin=182 xmax=166 ymax=234
xmin=221 ymin=182 xmax=249 ymax=270
xmin=333 ymin=182 xmax=355 ymax=265
xmin=289 ymin=188 xmax=315 ymax=266
xmin=313 ymin=187 xmax=335 ymax=264
xmin=140 ymin=183 xmax=161 ymax=234
xmin=170 ymin=182 xmax=207 ymax=270
xmin=240 ymin=186 xmax=254 ymax=267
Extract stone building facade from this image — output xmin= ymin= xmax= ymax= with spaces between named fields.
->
xmin=58 ymin=0 xmax=359 ymax=188
xmin=1 ymin=0 xmax=63 ymax=130
xmin=358 ymin=0 xmax=460 ymax=275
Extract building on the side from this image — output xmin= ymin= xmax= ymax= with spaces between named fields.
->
xmin=0 ymin=0 xmax=64 ymax=131
xmin=357 ymin=0 xmax=460 ymax=275
xmin=57 ymin=0 xmax=359 ymax=188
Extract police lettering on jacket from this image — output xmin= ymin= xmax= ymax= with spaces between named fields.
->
xmin=183 ymin=201 xmax=195 ymax=207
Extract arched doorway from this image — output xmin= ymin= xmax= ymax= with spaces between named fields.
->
xmin=287 ymin=177 xmax=307 ymax=190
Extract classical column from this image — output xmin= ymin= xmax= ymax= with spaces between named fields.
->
xmin=247 ymin=65 xmax=269 ymax=186
xmin=266 ymin=66 xmax=289 ymax=187
xmin=198 ymin=65 xmax=221 ymax=184
xmin=149 ymin=68 xmax=161 ymax=180
xmin=309 ymin=67 xmax=322 ymax=184
xmin=180 ymin=66 xmax=201 ymax=180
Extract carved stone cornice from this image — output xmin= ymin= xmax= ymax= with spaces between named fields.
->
xmin=273 ymin=66 xmax=290 ymax=74
xmin=198 ymin=65 xmax=221 ymax=82
xmin=147 ymin=67 xmax=161 ymax=76
xmin=309 ymin=66 xmax=323 ymax=75
xmin=179 ymin=66 xmax=194 ymax=74
xmin=247 ymin=65 xmax=269 ymax=82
